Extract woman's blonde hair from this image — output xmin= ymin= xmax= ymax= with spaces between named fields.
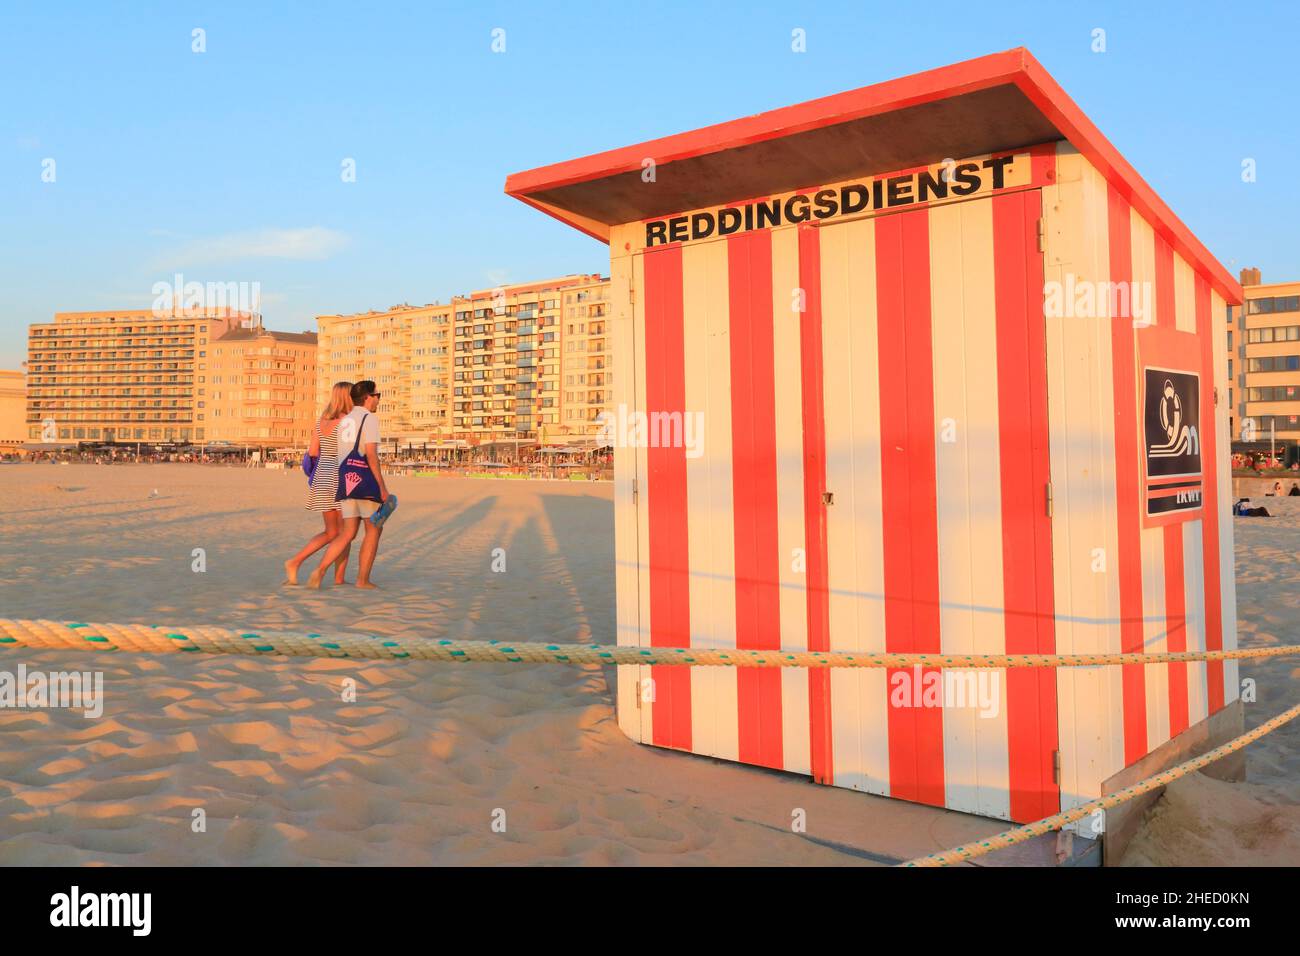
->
xmin=322 ymin=381 xmax=354 ymax=420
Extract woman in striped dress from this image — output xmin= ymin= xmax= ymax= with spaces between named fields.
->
xmin=284 ymin=382 xmax=353 ymax=585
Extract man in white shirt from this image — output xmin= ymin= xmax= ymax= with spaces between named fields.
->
xmin=308 ymin=380 xmax=390 ymax=589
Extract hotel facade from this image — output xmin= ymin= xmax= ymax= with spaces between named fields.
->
xmin=1231 ymin=268 xmax=1300 ymax=444
xmin=0 ymin=370 xmax=25 ymax=449
xmin=26 ymin=308 xmax=246 ymax=444
xmin=25 ymin=309 xmax=319 ymax=447
xmin=203 ymin=327 xmax=319 ymax=446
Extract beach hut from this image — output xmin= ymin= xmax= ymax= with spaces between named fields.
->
xmin=506 ymin=49 xmax=1242 ymax=825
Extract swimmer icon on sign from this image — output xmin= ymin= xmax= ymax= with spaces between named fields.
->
xmin=1149 ymin=378 xmax=1198 ymax=459
xmin=1143 ymin=368 xmax=1203 ymax=517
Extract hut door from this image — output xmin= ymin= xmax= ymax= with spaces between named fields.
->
xmin=628 ymin=233 xmax=799 ymax=764
xmin=810 ymin=190 xmax=1060 ymax=823
xmin=626 ymin=242 xmax=696 ymax=753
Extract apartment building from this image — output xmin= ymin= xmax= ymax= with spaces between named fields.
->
xmin=557 ymin=276 xmax=612 ymax=442
xmin=450 ymin=274 xmax=608 ymax=445
xmin=1231 ymin=268 xmax=1300 ymax=443
xmin=409 ymin=305 xmax=454 ymax=439
xmin=203 ymin=328 xmax=319 ymax=446
xmin=315 ymin=304 xmax=434 ymax=444
xmin=26 ymin=308 xmax=247 ymax=444
xmin=317 ymin=274 xmax=611 ymax=449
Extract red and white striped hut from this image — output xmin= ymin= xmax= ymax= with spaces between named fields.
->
xmin=507 ymin=48 xmax=1242 ymax=825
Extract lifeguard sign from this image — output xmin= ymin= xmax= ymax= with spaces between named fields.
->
xmin=1143 ymin=367 xmax=1202 ymax=517
xmin=1131 ymin=262 xmax=1211 ymax=527
xmin=507 ymin=49 xmax=1243 ymax=826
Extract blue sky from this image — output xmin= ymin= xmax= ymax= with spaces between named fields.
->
xmin=2 ymin=0 xmax=1297 ymax=369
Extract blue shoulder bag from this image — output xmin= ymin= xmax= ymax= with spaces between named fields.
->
xmin=336 ymin=413 xmax=382 ymax=502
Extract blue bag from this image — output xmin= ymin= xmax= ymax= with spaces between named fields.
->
xmin=336 ymin=413 xmax=382 ymax=502
xmin=302 ymin=451 xmax=318 ymax=484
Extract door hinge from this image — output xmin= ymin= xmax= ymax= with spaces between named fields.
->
xmin=1036 ymin=217 xmax=1046 ymax=253
xmin=629 ymin=283 xmax=636 ymax=304
xmin=1045 ymin=481 xmax=1054 ymax=518
xmin=631 ymin=477 xmax=638 ymax=503
xmin=821 ymin=491 xmax=834 ymax=506
xmin=1052 ymin=749 xmax=1061 ymax=785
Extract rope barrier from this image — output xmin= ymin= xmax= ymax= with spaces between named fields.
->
xmin=2 ymin=616 xmax=1293 ymax=867
xmin=1 ymin=618 xmax=1297 ymax=668
xmin=900 ymin=699 xmax=1300 ymax=867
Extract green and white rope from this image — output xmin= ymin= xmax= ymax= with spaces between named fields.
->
xmin=0 ymin=618 xmax=1297 ymax=668
xmin=2 ymin=616 xmax=1293 ymax=867
xmin=900 ymin=700 xmax=1300 ymax=867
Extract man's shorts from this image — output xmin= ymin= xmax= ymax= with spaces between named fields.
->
xmin=340 ymin=498 xmax=382 ymax=521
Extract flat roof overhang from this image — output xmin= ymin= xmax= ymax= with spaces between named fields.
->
xmin=506 ymin=48 xmax=1241 ymax=305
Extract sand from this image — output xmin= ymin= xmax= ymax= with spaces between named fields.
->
xmin=0 ymin=463 xmax=1295 ymax=866
xmin=1120 ymin=495 xmax=1300 ymax=866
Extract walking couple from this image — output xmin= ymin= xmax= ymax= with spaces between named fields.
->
xmin=285 ymin=379 xmax=392 ymax=589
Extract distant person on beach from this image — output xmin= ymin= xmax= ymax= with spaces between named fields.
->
xmin=308 ymin=380 xmax=389 ymax=590
xmin=284 ymin=382 xmax=353 ymax=586
xmin=1235 ymin=497 xmax=1272 ymax=517
xmin=1290 ymin=482 xmax=1300 ymax=496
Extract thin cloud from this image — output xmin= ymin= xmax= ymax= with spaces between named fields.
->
xmin=154 ymin=227 xmax=350 ymax=269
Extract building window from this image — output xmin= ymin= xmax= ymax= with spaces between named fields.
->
xmin=1247 ymin=326 xmax=1300 ymax=344
xmin=1248 ymin=295 xmax=1300 ymax=315
xmin=1247 ymin=355 xmax=1300 ymax=373
xmin=1246 ymin=385 xmax=1300 ymax=402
